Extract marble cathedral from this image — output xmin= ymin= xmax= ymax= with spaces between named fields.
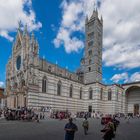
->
xmin=6 ymin=9 xmax=140 ymax=115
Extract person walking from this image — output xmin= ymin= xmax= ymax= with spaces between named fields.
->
xmin=127 ymin=115 xmax=130 ymax=123
xmin=82 ymin=117 xmax=89 ymax=135
xmin=64 ymin=118 xmax=78 ymax=140
xmin=112 ymin=116 xmax=120 ymax=132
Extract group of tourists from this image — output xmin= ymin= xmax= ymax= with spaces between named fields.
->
xmin=77 ymin=111 xmax=103 ymax=118
xmin=64 ymin=117 xmax=90 ymax=140
xmin=64 ymin=116 xmax=120 ymax=140
xmin=50 ymin=111 xmax=71 ymax=119
xmin=2 ymin=107 xmax=139 ymax=140
xmin=3 ymin=107 xmax=41 ymax=122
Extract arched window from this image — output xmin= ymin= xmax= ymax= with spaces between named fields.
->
xmin=89 ymin=87 xmax=93 ymax=99
xmin=70 ymin=84 xmax=73 ymax=98
xmin=42 ymin=76 xmax=47 ymax=93
xmin=80 ymin=87 xmax=82 ymax=99
xmin=100 ymin=88 xmax=103 ymax=100
xmin=108 ymin=88 xmax=112 ymax=101
xmin=57 ymin=80 xmax=62 ymax=96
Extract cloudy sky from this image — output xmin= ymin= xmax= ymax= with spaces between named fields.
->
xmin=0 ymin=0 xmax=140 ymax=87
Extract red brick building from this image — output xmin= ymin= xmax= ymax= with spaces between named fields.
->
xmin=0 ymin=87 xmax=6 ymax=109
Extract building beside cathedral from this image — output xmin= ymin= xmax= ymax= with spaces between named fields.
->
xmin=6 ymin=9 xmax=140 ymax=115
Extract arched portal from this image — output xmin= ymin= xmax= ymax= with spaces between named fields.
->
xmin=125 ymin=86 xmax=140 ymax=115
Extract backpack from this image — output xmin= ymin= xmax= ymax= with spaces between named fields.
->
xmin=82 ymin=120 xmax=88 ymax=127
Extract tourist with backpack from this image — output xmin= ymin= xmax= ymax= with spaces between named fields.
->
xmin=82 ymin=117 xmax=89 ymax=135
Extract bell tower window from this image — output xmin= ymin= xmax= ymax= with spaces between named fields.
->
xmin=88 ymin=67 xmax=91 ymax=72
xmin=88 ymin=50 xmax=92 ymax=56
xmin=89 ymin=87 xmax=93 ymax=99
xmin=88 ymin=41 xmax=93 ymax=47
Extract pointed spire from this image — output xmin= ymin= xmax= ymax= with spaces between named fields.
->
xmin=96 ymin=7 xmax=98 ymax=16
xmin=30 ymin=32 xmax=35 ymax=47
xmin=101 ymin=15 xmax=103 ymax=24
xmin=25 ymin=24 xmax=27 ymax=32
xmin=15 ymin=21 xmax=22 ymax=46
xmin=85 ymin=15 xmax=88 ymax=23
xmin=31 ymin=32 xmax=35 ymax=41
xmin=93 ymin=1 xmax=98 ymax=15
xmin=93 ymin=1 xmax=96 ymax=11
xmin=101 ymin=15 xmax=103 ymax=21
xmin=90 ymin=1 xmax=98 ymax=19
xmin=35 ymin=39 xmax=39 ymax=47
xmin=18 ymin=21 xmax=22 ymax=31
xmin=23 ymin=24 xmax=28 ymax=36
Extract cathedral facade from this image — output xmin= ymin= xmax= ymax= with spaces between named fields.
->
xmin=6 ymin=9 xmax=140 ymax=115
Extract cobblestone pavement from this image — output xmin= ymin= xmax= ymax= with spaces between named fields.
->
xmin=0 ymin=118 xmax=140 ymax=140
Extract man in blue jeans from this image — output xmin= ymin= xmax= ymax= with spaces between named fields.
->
xmin=64 ymin=118 xmax=78 ymax=140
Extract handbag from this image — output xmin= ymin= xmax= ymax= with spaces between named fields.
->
xmin=101 ymin=129 xmax=107 ymax=132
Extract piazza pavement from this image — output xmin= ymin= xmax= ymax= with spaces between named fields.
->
xmin=0 ymin=117 xmax=140 ymax=140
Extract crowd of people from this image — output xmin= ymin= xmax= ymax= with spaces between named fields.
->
xmin=3 ymin=107 xmax=43 ymax=122
xmin=64 ymin=113 xmax=140 ymax=140
xmin=1 ymin=107 xmax=140 ymax=140
xmin=64 ymin=116 xmax=120 ymax=140
xmin=50 ymin=111 xmax=71 ymax=119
